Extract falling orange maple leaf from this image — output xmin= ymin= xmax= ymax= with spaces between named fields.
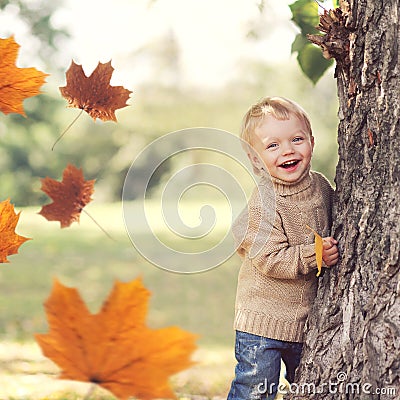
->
xmin=0 ymin=36 xmax=48 ymax=116
xmin=38 ymin=164 xmax=95 ymax=228
xmin=35 ymin=278 xmax=197 ymax=400
xmin=0 ymin=199 xmax=31 ymax=263
xmin=59 ymin=60 xmax=132 ymax=122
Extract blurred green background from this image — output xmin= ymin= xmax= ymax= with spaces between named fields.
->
xmin=0 ymin=0 xmax=338 ymax=207
xmin=0 ymin=0 xmax=339 ymax=398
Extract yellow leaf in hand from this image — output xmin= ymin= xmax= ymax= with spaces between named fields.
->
xmin=306 ymin=225 xmax=323 ymax=277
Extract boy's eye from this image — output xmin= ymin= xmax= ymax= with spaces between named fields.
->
xmin=293 ymin=137 xmax=304 ymax=143
xmin=266 ymin=143 xmax=278 ymax=149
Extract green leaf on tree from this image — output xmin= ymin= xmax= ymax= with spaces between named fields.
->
xmin=291 ymin=33 xmax=309 ymax=54
xmin=289 ymin=0 xmax=334 ymax=83
xmin=297 ymin=43 xmax=334 ymax=84
xmin=289 ymin=0 xmax=319 ymax=35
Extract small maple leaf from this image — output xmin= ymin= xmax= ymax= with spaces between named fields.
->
xmin=59 ymin=60 xmax=132 ymax=122
xmin=0 ymin=199 xmax=31 ymax=263
xmin=306 ymin=225 xmax=323 ymax=277
xmin=0 ymin=36 xmax=48 ymax=116
xmin=35 ymin=278 xmax=197 ymax=400
xmin=38 ymin=164 xmax=95 ymax=228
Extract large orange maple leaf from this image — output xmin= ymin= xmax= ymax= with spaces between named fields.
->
xmin=38 ymin=164 xmax=95 ymax=228
xmin=35 ymin=278 xmax=197 ymax=400
xmin=0 ymin=36 xmax=48 ymax=116
xmin=0 ymin=199 xmax=30 ymax=263
xmin=59 ymin=60 xmax=132 ymax=122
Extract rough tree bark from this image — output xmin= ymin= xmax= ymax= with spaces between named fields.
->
xmin=292 ymin=1 xmax=399 ymax=399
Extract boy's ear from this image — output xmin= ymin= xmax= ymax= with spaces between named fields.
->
xmin=247 ymin=150 xmax=263 ymax=170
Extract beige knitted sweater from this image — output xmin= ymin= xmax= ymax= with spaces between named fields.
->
xmin=232 ymin=166 xmax=334 ymax=342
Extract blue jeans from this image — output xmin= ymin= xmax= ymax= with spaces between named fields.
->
xmin=227 ymin=331 xmax=303 ymax=400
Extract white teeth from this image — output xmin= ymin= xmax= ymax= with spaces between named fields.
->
xmin=282 ymin=160 xmax=297 ymax=166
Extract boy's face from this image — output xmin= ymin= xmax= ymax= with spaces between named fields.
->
xmin=250 ymin=114 xmax=314 ymax=183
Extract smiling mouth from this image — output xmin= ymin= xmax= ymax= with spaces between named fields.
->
xmin=279 ymin=160 xmax=300 ymax=169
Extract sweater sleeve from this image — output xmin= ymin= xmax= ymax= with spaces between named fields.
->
xmin=248 ymin=209 xmax=317 ymax=279
xmin=234 ymin=197 xmax=317 ymax=280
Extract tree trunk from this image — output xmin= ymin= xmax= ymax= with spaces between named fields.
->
xmin=292 ymin=1 xmax=400 ymax=399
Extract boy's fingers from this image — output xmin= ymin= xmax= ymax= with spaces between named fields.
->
xmin=323 ymin=245 xmax=339 ymax=266
xmin=326 ymin=245 xmax=338 ymax=255
xmin=323 ymin=243 xmax=339 ymax=267
xmin=329 ymin=253 xmax=339 ymax=261
xmin=323 ymin=237 xmax=338 ymax=248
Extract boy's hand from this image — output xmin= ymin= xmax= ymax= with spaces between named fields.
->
xmin=322 ymin=237 xmax=339 ymax=267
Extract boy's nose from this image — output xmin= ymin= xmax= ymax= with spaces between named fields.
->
xmin=281 ymin=143 xmax=295 ymax=155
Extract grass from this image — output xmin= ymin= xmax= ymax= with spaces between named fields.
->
xmin=0 ymin=200 xmax=239 ymax=399
xmin=1 ymin=201 xmax=239 ymax=343
xmin=0 ymin=341 xmax=235 ymax=399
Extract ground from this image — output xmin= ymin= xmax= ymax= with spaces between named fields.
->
xmin=0 ymin=342 xmax=234 ymax=399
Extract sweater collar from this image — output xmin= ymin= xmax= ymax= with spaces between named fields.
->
xmin=260 ymin=165 xmax=312 ymax=196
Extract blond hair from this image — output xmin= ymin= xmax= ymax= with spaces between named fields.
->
xmin=240 ymin=96 xmax=313 ymax=145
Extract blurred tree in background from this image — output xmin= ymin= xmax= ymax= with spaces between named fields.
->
xmin=0 ymin=0 xmax=68 ymax=63
xmin=0 ymin=0 xmax=339 ymax=206
xmin=0 ymin=0 xmax=128 ymax=205
xmin=0 ymin=0 xmax=73 ymax=205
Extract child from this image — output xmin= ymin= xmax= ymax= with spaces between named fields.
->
xmin=227 ymin=97 xmax=339 ymax=400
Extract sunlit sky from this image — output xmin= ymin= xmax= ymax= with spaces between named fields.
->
xmin=55 ymin=0 xmax=296 ymax=87
xmin=1 ymin=0 xmax=307 ymax=88
xmin=0 ymin=0 xmax=335 ymax=88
